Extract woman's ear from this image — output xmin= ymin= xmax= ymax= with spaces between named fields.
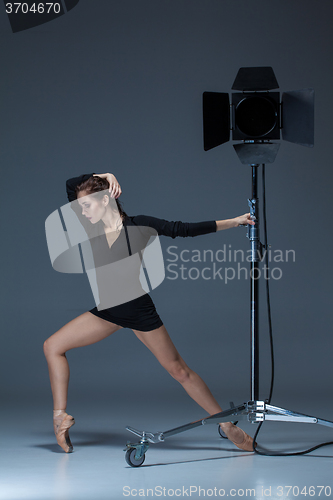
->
xmin=102 ymin=194 xmax=110 ymax=206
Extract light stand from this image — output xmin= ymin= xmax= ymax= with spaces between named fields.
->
xmin=124 ymin=162 xmax=333 ymax=468
xmin=249 ymin=164 xmax=260 ymax=402
xmin=123 ymin=68 xmax=333 ymax=467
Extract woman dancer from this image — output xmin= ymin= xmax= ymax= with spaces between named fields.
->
xmin=43 ymin=172 xmax=256 ymax=453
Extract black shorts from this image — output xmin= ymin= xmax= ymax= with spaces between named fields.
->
xmin=89 ymin=294 xmax=163 ymax=332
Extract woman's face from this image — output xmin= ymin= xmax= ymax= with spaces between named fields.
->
xmin=77 ymin=191 xmax=107 ymax=224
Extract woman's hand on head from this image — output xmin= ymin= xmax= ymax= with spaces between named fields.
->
xmin=234 ymin=213 xmax=255 ymax=227
xmin=93 ymin=173 xmax=122 ymax=198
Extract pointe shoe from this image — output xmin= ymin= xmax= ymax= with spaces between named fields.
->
xmin=220 ymin=424 xmax=256 ymax=452
xmin=53 ymin=411 xmax=75 ymax=453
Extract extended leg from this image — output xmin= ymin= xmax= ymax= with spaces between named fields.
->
xmin=133 ymin=325 xmax=255 ymax=451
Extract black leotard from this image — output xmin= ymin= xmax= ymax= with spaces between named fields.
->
xmin=66 ymin=174 xmax=217 ymax=331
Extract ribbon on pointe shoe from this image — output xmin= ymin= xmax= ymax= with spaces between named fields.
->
xmin=220 ymin=423 xmax=257 ymax=452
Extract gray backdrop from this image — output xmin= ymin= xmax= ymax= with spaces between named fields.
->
xmin=1 ymin=0 xmax=332 ymax=412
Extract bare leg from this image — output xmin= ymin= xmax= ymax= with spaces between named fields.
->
xmin=43 ymin=312 xmax=121 ymax=451
xmin=44 ymin=312 xmax=121 ymax=409
xmin=133 ymin=325 xmax=255 ymax=450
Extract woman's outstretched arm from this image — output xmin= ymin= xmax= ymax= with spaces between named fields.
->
xmin=216 ymin=213 xmax=255 ymax=230
xmin=86 ymin=172 xmax=254 ymax=233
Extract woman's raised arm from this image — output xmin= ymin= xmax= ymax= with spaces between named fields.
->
xmin=93 ymin=173 xmax=122 ymax=199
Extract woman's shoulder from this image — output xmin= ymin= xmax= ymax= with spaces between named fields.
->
xmin=124 ymin=215 xmax=163 ymax=235
xmin=125 ymin=215 xmax=158 ymax=225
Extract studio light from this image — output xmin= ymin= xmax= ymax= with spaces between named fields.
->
xmin=203 ymin=66 xmax=314 ymax=164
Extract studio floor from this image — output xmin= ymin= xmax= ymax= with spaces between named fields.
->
xmin=1 ymin=393 xmax=333 ymax=500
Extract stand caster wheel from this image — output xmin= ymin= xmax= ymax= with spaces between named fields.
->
xmin=125 ymin=447 xmax=145 ymax=467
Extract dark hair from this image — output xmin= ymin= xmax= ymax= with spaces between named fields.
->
xmin=75 ymin=176 xmax=127 ymax=221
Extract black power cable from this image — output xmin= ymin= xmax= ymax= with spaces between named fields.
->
xmin=251 ymin=164 xmax=333 ymax=456
xmin=262 ymin=163 xmax=274 ymax=406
